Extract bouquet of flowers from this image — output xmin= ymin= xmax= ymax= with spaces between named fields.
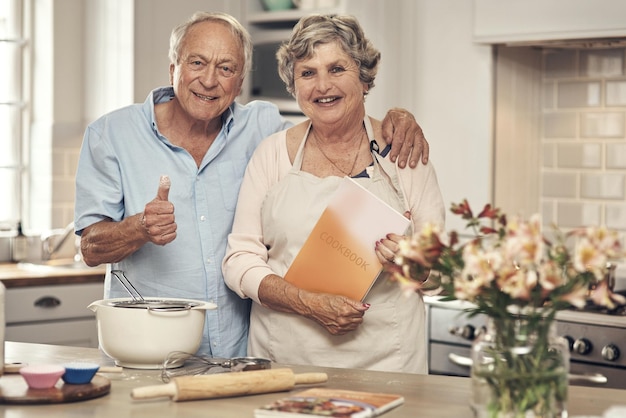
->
xmin=389 ymin=199 xmax=625 ymax=317
xmin=387 ymin=200 xmax=625 ymax=418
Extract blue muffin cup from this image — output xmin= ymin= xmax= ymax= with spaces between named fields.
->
xmin=62 ymin=362 xmax=100 ymax=385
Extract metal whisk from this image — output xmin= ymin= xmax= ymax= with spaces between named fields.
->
xmin=160 ymin=351 xmax=271 ymax=382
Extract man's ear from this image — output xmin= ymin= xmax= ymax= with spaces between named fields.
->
xmin=169 ymin=63 xmax=175 ymax=85
xmin=235 ymin=78 xmax=244 ymax=97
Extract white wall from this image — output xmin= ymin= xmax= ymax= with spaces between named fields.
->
xmin=409 ymin=0 xmax=493 ymax=231
xmin=84 ymin=0 xmax=133 ymax=124
xmin=30 ymin=0 xmax=86 ymax=231
xmin=344 ymin=0 xmax=416 ymax=119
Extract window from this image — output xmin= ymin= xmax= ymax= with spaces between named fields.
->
xmin=0 ymin=0 xmax=29 ymax=229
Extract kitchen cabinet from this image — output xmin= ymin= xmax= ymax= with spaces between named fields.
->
xmin=473 ymin=0 xmax=626 ymax=44
xmin=5 ymin=282 xmax=103 ymax=348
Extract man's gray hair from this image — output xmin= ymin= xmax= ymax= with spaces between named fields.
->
xmin=169 ymin=11 xmax=253 ymax=78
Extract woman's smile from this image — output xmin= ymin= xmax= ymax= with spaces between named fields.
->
xmin=315 ymin=96 xmax=341 ymax=104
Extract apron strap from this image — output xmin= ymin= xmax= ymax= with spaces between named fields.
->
xmin=290 ymin=122 xmax=312 ymax=172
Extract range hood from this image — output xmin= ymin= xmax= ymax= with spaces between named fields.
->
xmin=473 ymin=0 xmax=626 ymax=47
xmin=507 ymin=37 xmax=626 ymax=50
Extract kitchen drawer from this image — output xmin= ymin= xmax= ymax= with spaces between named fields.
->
xmin=429 ymin=342 xmax=472 ymax=377
xmin=6 ymin=318 xmax=99 ymax=348
xmin=6 ymin=282 xmax=103 ymax=323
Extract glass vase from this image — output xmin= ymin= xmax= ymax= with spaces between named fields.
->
xmin=470 ymin=315 xmax=570 ymax=418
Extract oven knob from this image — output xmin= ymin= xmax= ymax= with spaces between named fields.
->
xmin=461 ymin=324 xmax=476 ymax=340
xmin=573 ymin=338 xmax=593 ymax=355
xmin=449 ymin=324 xmax=476 ymax=341
xmin=601 ymin=344 xmax=620 ymax=362
xmin=563 ymin=335 xmax=574 ymax=352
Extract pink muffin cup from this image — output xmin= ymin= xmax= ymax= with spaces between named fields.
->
xmin=19 ymin=365 xmax=66 ymax=389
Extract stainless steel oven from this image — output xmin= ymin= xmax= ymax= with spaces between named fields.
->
xmin=427 ymin=300 xmax=626 ymax=390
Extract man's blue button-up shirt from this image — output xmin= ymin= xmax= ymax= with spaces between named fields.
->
xmin=75 ymin=87 xmax=291 ymax=357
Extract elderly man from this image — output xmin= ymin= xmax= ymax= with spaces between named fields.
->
xmin=75 ymin=11 xmax=429 ymax=358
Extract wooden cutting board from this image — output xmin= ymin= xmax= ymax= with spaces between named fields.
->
xmin=0 ymin=374 xmax=111 ymax=404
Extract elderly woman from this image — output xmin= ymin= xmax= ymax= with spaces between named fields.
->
xmin=222 ymin=14 xmax=445 ymax=373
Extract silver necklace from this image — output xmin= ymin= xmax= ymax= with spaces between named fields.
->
xmin=311 ymin=129 xmax=364 ymax=177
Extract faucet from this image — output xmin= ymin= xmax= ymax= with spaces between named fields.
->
xmin=41 ymin=222 xmax=79 ymax=261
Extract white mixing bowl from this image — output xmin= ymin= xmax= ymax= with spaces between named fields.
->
xmin=88 ymin=297 xmax=216 ymax=369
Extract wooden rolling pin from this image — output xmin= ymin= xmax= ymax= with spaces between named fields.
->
xmin=98 ymin=366 xmax=124 ymax=373
xmin=131 ymin=368 xmax=328 ymax=402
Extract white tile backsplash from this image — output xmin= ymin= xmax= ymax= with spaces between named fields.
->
xmin=543 ymin=172 xmax=577 ymax=198
xmin=557 ymin=81 xmax=601 ymax=108
xmin=46 ymin=137 xmax=81 ymax=229
xmin=606 ymin=80 xmax=626 ymax=106
xmin=541 ymin=47 xmax=626 ymax=229
xmin=542 ymin=81 xmax=556 ymax=109
xmin=606 ymin=203 xmax=626 ymax=230
xmin=544 ymin=50 xmax=578 ymax=78
xmin=557 ymin=201 xmax=601 ymax=227
xmin=557 ymin=143 xmax=601 ymax=168
xmin=580 ymin=173 xmax=625 ymax=200
xmin=541 ymin=200 xmax=555 ymax=224
xmin=542 ymin=143 xmax=556 ymax=168
xmin=581 ymin=112 xmax=625 ymax=137
xmin=580 ymin=49 xmax=625 ymax=78
xmin=543 ymin=112 xmax=578 ymax=138
xmin=607 ymin=143 xmax=626 ymax=169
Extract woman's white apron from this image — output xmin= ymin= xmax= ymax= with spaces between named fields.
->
xmin=249 ymin=119 xmax=427 ymax=373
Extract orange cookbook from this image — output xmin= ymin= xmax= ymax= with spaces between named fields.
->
xmin=284 ymin=177 xmax=410 ymax=301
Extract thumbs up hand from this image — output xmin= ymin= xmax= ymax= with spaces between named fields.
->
xmin=156 ymin=174 xmax=171 ymax=201
xmin=140 ymin=175 xmax=177 ymax=245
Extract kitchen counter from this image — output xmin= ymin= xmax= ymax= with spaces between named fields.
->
xmin=0 ymin=262 xmax=105 ymax=288
xmin=2 ymin=341 xmax=625 ymax=417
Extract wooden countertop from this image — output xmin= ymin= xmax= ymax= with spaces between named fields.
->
xmin=0 ymin=262 xmax=105 ymax=288
xmin=2 ymin=341 xmax=624 ymax=417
